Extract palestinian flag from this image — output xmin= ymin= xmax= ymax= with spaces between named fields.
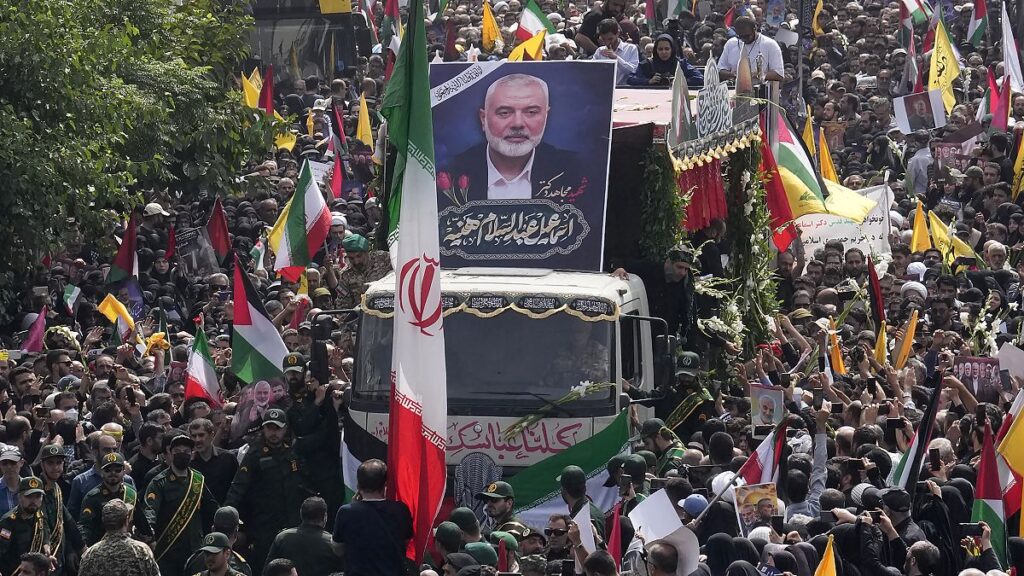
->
xmin=508 ymin=411 xmax=629 ymax=529
xmin=739 ymin=423 xmax=787 ymax=485
xmin=967 ymin=0 xmax=988 ymax=47
xmin=62 ymin=285 xmax=81 ymax=316
xmin=381 ymin=0 xmax=403 ymax=80
xmin=249 ymin=234 xmax=267 ymax=272
xmin=888 ymin=372 xmax=940 ymax=489
xmin=759 ymin=129 xmax=797 ymax=252
xmin=974 ymin=422 xmax=1007 ymax=564
xmin=268 ymin=160 xmax=331 ymax=282
xmin=184 ymin=329 xmax=223 ymax=408
xmin=341 ymin=410 xmax=388 ymax=502
xmin=206 ymin=197 xmax=231 ymax=264
xmin=230 ymin=256 xmax=288 ymax=384
xmin=904 ymin=0 xmax=932 ymax=24
xmin=107 ymin=213 xmax=139 ymax=285
xmin=330 ymin=102 xmax=349 ymax=199
xmin=516 ymin=0 xmax=556 ymax=42
xmin=773 ymin=111 xmax=829 ymax=219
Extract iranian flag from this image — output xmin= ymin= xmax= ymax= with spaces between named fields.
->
xmin=973 ymin=422 xmax=1006 ymax=565
xmin=516 ymin=0 xmax=556 ymax=42
xmin=739 ymin=423 xmax=787 ymax=484
xmin=887 ymin=373 xmax=941 ymax=489
xmin=901 ymin=0 xmax=932 ymax=25
xmin=268 ymin=160 xmax=331 ymax=282
xmin=898 ymin=0 xmax=915 ymax=48
xmin=184 ymin=329 xmax=223 ymax=408
xmin=230 ymin=255 xmax=289 ymax=384
xmin=380 ymin=0 xmax=448 ymax=562
xmin=967 ymin=0 xmax=988 ymax=48
xmin=508 ymin=411 xmax=629 ymax=529
xmin=381 ymin=0 xmax=403 ymax=80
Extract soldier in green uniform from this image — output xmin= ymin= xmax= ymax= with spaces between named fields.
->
xmin=183 ymin=507 xmax=251 ymax=576
xmin=225 ymin=408 xmax=307 ymax=574
xmin=265 ymin=496 xmax=342 ymax=576
xmin=0 ymin=477 xmax=51 ymax=576
xmin=557 ymin=466 xmax=605 ymax=541
xmin=332 ymin=234 xmax=392 ymax=308
xmin=190 ymin=532 xmax=247 ymax=576
xmin=619 ymin=454 xmax=649 ymax=515
xmin=36 ymin=444 xmax=84 ymax=576
xmin=143 ymin=433 xmax=219 ymax=576
xmin=78 ymin=453 xmax=153 ymax=546
xmin=639 ymin=418 xmax=686 ymax=477
xmin=475 ymin=481 xmax=523 ymax=534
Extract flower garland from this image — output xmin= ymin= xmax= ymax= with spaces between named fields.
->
xmin=639 ymin=145 xmax=689 ymax=260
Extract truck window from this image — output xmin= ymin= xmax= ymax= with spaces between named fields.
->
xmin=619 ymin=312 xmax=643 ymax=385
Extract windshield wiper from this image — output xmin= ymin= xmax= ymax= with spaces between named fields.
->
xmin=486 ymin=391 xmax=574 ymax=417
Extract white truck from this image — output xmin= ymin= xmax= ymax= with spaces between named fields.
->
xmin=347 ymin=267 xmax=673 ymax=470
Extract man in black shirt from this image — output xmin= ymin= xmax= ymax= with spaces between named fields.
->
xmin=188 ymin=418 xmax=237 ymax=503
xmin=611 ymin=248 xmax=695 ymax=344
xmin=332 ymin=459 xmax=413 ymax=576
xmin=575 ymin=0 xmax=627 ymax=55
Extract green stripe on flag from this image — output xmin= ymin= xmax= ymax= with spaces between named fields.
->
xmin=778 ymin=146 xmax=823 ymax=198
xmin=972 ymin=498 xmax=1005 ymax=563
xmin=287 ymin=164 xmax=314 ymax=262
xmin=231 ymin=332 xmax=285 ymax=383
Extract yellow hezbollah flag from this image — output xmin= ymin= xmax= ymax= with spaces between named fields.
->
xmin=829 ymin=317 xmax=846 ymax=375
xmin=482 ymin=1 xmax=500 ymax=53
xmin=356 ymin=93 xmax=373 ymax=147
xmin=98 ymin=294 xmax=135 ymax=334
xmin=509 ymin=29 xmax=546 ymax=61
xmin=818 ymin=130 xmax=838 ymax=183
xmin=874 ymin=322 xmax=888 ymax=365
xmin=911 ymin=199 xmax=932 ymax=253
xmin=297 ymin=271 xmax=309 ymax=297
xmin=802 ymin=109 xmax=816 ymax=158
xmin=814 ymin=535 xmax=837 ymax=576
xmin=242 ymin=71 xmax=261 ymax=108
xmin=822 ymin=181 xmax=876 ymax=222
xmin=929 ymin=20 xmax=960 ymax=112
xmin=812 ymin=0 xmax=825 ymax=36
xmin=1013 ymin=144 xmax=1024 ymax=201
xmin=894 ymin=309 xmax=919 ymax=370
xmin=928 ymin=210 xmax=951 ymax=256
xmin=999 ymin=413 xmax=1024 ymax=482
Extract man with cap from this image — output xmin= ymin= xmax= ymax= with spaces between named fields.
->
xmin=619 ymin=454 xmax=649 ymax=515
xmin=333 ymin=233 xmax=392 ymax=308
xmin=881 ymin=485 xmax=926 ymax=545
xmin=78 ymin=452 xmax=153 ymax=546
xmin=639 ymin=419 xmax=686 ymax=477
xmin=0 ymin=477 xmax=51 ymax=576
xmin=225 ymin=408 xmax=306 ymax=574
xmin=0 ymin=446 xmax=24 ymax=517
xmin=265 ymin=496 xmax=341 ymax=576
xmin=36 ymin=444 xmax=84 ymax=576
xmin=69 ymin=433 xmax=130 ymax=522
xmin=143 ymin=432 xmax=219 ymax=576
xmin=476 ymin=481 xmax=522 ymax=534
xmin=558 ymin=465 xmax=605 ymax=540
xmin=183 ymin=506 xmax=251 ymax=576
xmin=192 ymin=532 xmax=247 ymax=576
xmin=434 ymin=520 xmax=464 ymax=560
xmin=78 ymin=499 xmax=160 ymax=576
xmin=449 ymin=506 xmax=483 ymax=544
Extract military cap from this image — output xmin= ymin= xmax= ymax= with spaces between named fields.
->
xmin=39 ymin=444 xmax=64 ymax=460
xmin=101 ymin=452 xmax=126 ymax=470
xmin=262 ymin=408 xmax=287 ymax=428
xmin=476 ymin=481 xmax=514 ymax=500
xmin=199 ymin=532 xmax=232 ymax=553
xmin=342 ymin=234 xmax=370 ymax=252
xmin=19 ymin=477 xmax=44 ymax=496
xmin=283 ymin=352 xmax=306 ymax=373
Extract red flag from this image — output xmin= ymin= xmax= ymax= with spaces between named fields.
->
xmin=166 ymin=223 xmax=177 ymax=261
xmin=206 ymin=197 xmax=231 ymax=263
xmin=867 ymin=256 xmax=886 ymax=326
xmin=759 ymin=135 xmax=798 ymax=252
xmin=497 ymin=539 xmax=508 ymax=572
xmin=993 ymin=74 xmax=1012 ymax=131
xmin=646 ymin=0 xmax=655 ymax=33
xmin=41 ymin=254 xmax=52 ymax=269
xmin=724 ymin=5 xmax=735 ymax=26
xmin=20 ymin=306 xmax=47 ymax=353
xmin=443 ymin=19 xmax=460 ymax=61
xmin=108 ymin=213 xmax=139 ymax=284
xmin=330 ymin=104 xmax=348 ymax=199
xmin=258 ymin=64 xmax=275 ymax=116
xmin=607 ymin=502 xmax=623 ymax=567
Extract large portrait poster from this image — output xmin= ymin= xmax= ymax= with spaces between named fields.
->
xmin=429 ymin=61 xmax=615 ymax=270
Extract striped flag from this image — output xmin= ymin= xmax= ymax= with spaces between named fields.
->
xmin=867 ymin=257 xmax=888 ymax=364
xmin=230 ymin=255 xmax=289 ymax=384
xmin=901 ymin=0 xmax=932 ymax=25
xmin=380 ymin=0 xmax=448 ymax=561
xmin=184 ymin=329 xmax=223 ymax=408
xmin=268 ymin=160 xmax=331 ymax=282
xmin=1002 ymin=1 xmax=1024 ymax=92
xmin=516 ymin=0 xmax=556 ymax=42
xmin=739 ymin=423 xmax=787 ymax=485
xmin=973 ymin=422 xmax=1006 ymax=565
xmin=107 ymin=213 xmax=139 ymax=285
xmin=330 ymin=101 xmax=349 ymax=199
xmin=759 ymin=128 xmax=797 ymax=252
xmin=62 ymin=285 xmax=81 ymax=316
xmin=898 ymin=0 xmax=915 ymax=48
xmin=249 ymin=234 xmax=267 ymax=272
xmin=381 ymin=0 xmax=403 ymax=80
xmin=996 ymin=390 xmax=1024 ymax=534
xmin=967 ymin=0 xmax=988 ymax=47
xmin=888 ymin=373 xmax=940 ymax=489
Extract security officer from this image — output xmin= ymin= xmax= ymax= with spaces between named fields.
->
xmin=226 ymin=408 xmax=307 ymax=574
xmin=78 ymin=453 xmax=153 ymax=546
xmin=475 ymin=481 xmax=522 ymax=534
xmin=144 ymin=433 xmax=219 ymax=576
xmin=335 ymin=234 xmax=392 ymax=308
xmin=36 ymin=444 xmax=84 ymax=576
xmin=639 ymin=418 xmax=685 ymax=477
xmin=265 ymin=496 xmax=342 ymax=576
xmin=191 ymin=532 xmax=247 ymax=576
xmin=183 ymin=507 xmax=251 ymax=576
xmin=0 ymin=477 xmax=51 ymax=576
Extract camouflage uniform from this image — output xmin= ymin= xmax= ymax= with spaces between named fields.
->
xmin=336 ymin=251 xmax=392 ymax=308
xmin=78 ymin=532 xmax=160 ymax=576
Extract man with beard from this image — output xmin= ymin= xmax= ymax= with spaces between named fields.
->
xmin=440 ymin=74 xmax=583 ymax=204
xmin=35 ymin=444 xmax=84 ymax=576
xmin=78 ymin=453 xmax=152 ymax=546
xmin=718 ymin=16 xmax=784 ymax=82
xmin=0 ymin=477 xmax=51 ymax=576
xmin=143 ymin=433 xmax=218 ymax=576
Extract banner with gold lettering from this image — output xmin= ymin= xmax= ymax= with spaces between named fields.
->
xmin=430 ymin=61 xmax=615 ymax=270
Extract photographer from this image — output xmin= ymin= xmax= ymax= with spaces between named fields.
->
xmin=626 ymin=34 xmax=704 ymax=89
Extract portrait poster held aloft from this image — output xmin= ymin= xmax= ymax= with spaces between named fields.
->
xmin=894 ymin=89 xmax=947 ymax=134
xmin=429 ymin=61 xmax=615 ymax=270
xmin=749 ymin=384 xmax=785 ymax=426
xmin=733 ymin=482 xmax=779 ymax=537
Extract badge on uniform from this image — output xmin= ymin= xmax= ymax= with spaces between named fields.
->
xmin=1 ymin=529 xmax=11 ymax=540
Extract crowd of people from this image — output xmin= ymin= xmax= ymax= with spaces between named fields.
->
xmin=2 ymin=0 xmax=1024 ymax=573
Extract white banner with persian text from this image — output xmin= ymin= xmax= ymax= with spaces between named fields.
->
xmin=797 ymin=184 xmax=895 ymax=269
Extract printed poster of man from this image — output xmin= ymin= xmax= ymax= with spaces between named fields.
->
xmin=894 ymin=89 xmax=947 ymax=134
xmin=430 ymin=61 xmax=615 ymax=271
xmin=749 ymin=384 xmax=785 ymax=426
xmin=733 ymin=482 xmax=779 ymax=537
xmin=953 ymin=356 xmax=1001 ymax=405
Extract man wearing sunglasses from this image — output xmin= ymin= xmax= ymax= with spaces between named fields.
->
xmin=543 ymin=514 xmax=572 ymax=561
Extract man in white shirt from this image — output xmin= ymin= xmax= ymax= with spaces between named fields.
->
xmin=593 ymin=18 xmax=638 ymax=85
xmin=717 ymin=16 xmax=784 ymax=82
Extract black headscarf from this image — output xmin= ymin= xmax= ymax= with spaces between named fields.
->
xmin=697 ymin=501 xmax=739 ymax=542
xmin=639 ymin=34 xmax=681 ymax=77
xmin=704 ymin=533 xmax=735 ymax=575
xmin=732 ymin=537 xmax=759 ymax=565
xmin=1008 ymin=537 xmax=1024 ymax=573
xmin=793 ymin=543 xmax=820 ymax=576
xmin=940 ymin=485 xmax=970 ymax=528
xmin=725 ymin=560 xmax=763 ymax=576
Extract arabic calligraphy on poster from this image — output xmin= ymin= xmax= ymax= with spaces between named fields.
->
xmin=797 ymin=184 xmax=894 ymax=265
xmin=439 ymin=200 xmax=590 ymax=260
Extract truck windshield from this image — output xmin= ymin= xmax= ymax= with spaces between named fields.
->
xmin=354 ymin=311 xmax=615 ymax=415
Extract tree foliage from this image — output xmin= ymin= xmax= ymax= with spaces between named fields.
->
xmin=0 ymin=0 xmax=277 ymax=282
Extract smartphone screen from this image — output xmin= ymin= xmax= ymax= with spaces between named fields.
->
xmin=831 ymin=402 xmax=844 ymax=414
xmin=618 ymin=476 xmax=632 ymax=497
xmin=929 ymin=448 xmax=941 ymax=471
xmin=820 ymin=510 xmax=837 ymax=523
xmin=771 ymin=514 xmax=784 ymax=535
xmin=1001 ymin=369 xmax=1012 ymax=392
xmin=960 ymin=523 xmax=984 ymax=537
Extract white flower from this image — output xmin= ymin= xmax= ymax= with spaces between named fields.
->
xmin=1012 ymin=302 xmax=1019 ymax=311
xmin=572 ymin=381 xmax=594 ymax=395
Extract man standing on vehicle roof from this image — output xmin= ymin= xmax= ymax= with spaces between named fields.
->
xmin=476 ymin=481 xmax=523 ymax=534
xmin=611 ymin=247 xmax=695 ymax=347
xmin=640 ymin=418 xmax=686 ymax=477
